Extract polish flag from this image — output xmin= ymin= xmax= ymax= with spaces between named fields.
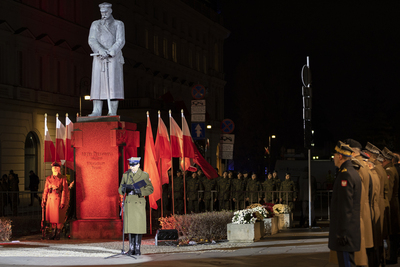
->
xmin=44 ymin=114 xmax=55 ymax=163
xmin=181 ymin=111 xmax=195 ymax=159
xmin=144 ymin=113 xmax=161 ymax=210
xmin=169 ymin=112 xmax=183 ymax=158
xmin=56 ymin=115 xmax=66 ymax=163
xmin=155 ymin=113 xmax=172 ymax=185
xmin=192 ymin=140 xmax=219 ymax=179
xmin=65 ymin=115 xmax=74 ymax=170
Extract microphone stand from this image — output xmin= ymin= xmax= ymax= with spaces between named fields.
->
xmin=105 ymin=190 xmax=136 ymax=259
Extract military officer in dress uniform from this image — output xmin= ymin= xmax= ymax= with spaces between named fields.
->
xmin=381 ymin=147 xmax=400 ymax=264
xmin=329 ymin=141 xmax=361 ymax=267
xmin=118 ymin=157 xmax=153 ymax=256
xmin=365 ymin=142 xmax=389 ymax=266
xmin=279 ymin=173 xmax=297 ymax=211
xmin=344 ymin=139 xmax=373 ymax=267
xmin=41 ymin=162 xmax=68 ymax=240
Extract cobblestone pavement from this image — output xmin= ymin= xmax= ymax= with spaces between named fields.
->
xmin=1 ymin=228 xmax=400 ymax=267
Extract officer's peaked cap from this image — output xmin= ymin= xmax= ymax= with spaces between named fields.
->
xmin=128 ymin=157 xmax=141 ymax=166
xmin=335 ymin=141 xmax=353 ymax=157
xmin=382 ymin=147 xmax=394 ymax=160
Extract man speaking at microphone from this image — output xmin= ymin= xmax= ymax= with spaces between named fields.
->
xmin=118 ymin=157 xmax=153 ymax=256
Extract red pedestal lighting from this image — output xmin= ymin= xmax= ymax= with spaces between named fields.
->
xmin=70 ymin=116 xmax=140 ymax=239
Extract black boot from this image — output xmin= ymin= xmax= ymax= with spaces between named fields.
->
xmin=127 ymin=234 xmax=135 ymax=256
xmin=47 ymin=227 xmax=56 ymax=240
xmin=55 ymin=228 xmax=62 ymax=240
xmin=134 ymin=234 xmax=142 ymax=256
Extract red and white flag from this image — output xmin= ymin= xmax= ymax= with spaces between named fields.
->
xmin=56 ymin=115 xmax=66 ymax=163
xmin=144 ymin=113 xmax=161 ymax=210
xmin=181 ymin=111 xmax=195 ymax=159
xmin=65 ymin=115 xmax=74 ymax=170
xmin=155 ymin=113 xmax=172 ymax=185
xmin=192 ymin=141 xmax=219 ymax=179
xmin=44 ymin=114 xmax=55 ymax=163
xmin=169 ymin=112 xmax=183 ymax=158
xmin=180 ymin=112 xmax=197 ymax=172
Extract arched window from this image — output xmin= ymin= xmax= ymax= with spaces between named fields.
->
xmin=25 ymin=132 xmax=39 ymax=190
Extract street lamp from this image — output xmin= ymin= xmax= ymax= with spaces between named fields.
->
xmin=268 ymin=135 xmax=276 ymax=172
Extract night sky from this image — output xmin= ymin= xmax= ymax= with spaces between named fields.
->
xmin=220 ymin=1 xmax=400 ymax=172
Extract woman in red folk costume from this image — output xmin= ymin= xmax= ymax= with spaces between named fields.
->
xmin=41 ymin=162 xmax=68 ymax=240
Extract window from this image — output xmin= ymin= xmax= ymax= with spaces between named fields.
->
xmin=145 ymin=29 xmax=149 ymax=49
xmin=163 ymin=38 xmax=168 ymax=59
xmin=196 ymin=52 xmax=200 ymax=71
xmin=189 ymin=49 xmax=193 ymax=68
xmin=154 ymin=35 xmax=159 ymax=55
xmin=203 ymin=55 xmax=207 ymax=74
xmin=172 ymin=42 xmax=177 ymax=62
xmin=214 ymin=43 xmax=219 ymax=71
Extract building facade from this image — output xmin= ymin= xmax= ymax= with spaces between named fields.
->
xmin=0 ymin=0 xmax=229 ymax=190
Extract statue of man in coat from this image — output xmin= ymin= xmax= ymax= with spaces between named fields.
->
xmin=88 ymin=2 xmax=125 ymax=116
xmin=118 ymin=157 xmax=153 ymax=256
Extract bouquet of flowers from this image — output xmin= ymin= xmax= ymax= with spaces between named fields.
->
xmin=263 ymin=203 xmax=275 ymax=217
xmin=232 ymin=205 xmax=269 ymax=224
xmin=273 ymin=204 xmax=291 ymax=214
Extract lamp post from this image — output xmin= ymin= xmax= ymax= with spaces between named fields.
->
xmin=268 ymin=135 xmax=276 ymax=172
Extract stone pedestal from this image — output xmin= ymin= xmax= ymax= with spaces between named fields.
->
xmin=263 ymin=216 xmax=278 ymax=235
xmin=227 ymin=222 xmax=262 ymax=242
xmin=70 ymin=116 xmax=140 ymax=239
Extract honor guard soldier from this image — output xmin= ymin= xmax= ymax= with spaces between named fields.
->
xmin=169 ymin=170 xmax=184 ymax=214
xmin=246 ymin=173 xmax=260 ymax=204
xmin=279 ymin=173 xmax=297 ymax=211
xmin=232 ymin=171 xmax=246 ymax=210
xmin=200 ymin=171 xmax=217 ymax=212
xmin=217 ymin=171 xmax=231 ymax=210
xmin=272 ymin=171 xmax=281 ymax=202
xmin=381 ymin=147 xmax=400 ymax=264
xmin=262 ymin=173 xmax=276 ymax=204
xmin=118 ymin=157 xmax=153 ymax=256
xmin=186 ymin=172 xmax=200 ymax=213
xmin=41 ymin=162 xmax=68 ymax=240
xmin=365 ymin=142 xmax=390 ymax=266
xmin=329 ymin=141 xmax=361 ymax=267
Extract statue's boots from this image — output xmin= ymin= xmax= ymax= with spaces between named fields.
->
xmin=134 ymin=234 xmax=142 ymax=256
xmin=88 ymin=100 xmax=103 ymax=116
xmin=107 ymin=100 xmax=118 ymax=116
xmin=127 ymin=234 xmax=135 ymax=256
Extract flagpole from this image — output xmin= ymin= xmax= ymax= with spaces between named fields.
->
xmin=181 ymin=109 xmax=187 ymax=215
xmin=169 ymin=110 xmax=175 ymax=215
xmin=158 ymin=112 xmax=163 ymax=218
xmin=43 ymin=113 xmax=47 ymax=189
xmin=55 ymin=113 xmax=59 ymax=163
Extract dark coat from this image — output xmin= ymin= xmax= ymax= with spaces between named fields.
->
xmin=42 ymin=174 xmax=68 ymax=224
xmin=118 ymin=169 xmax=153 ymax=234
xmin=328 ymin=160 xmax=361 ymax=252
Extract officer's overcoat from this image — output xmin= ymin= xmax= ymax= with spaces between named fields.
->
xmin=118 ymin=169 xmax=153 ymax=234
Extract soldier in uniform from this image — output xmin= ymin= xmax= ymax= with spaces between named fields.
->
xmin=365 ymin=142 xmax=389 ymax=266
xmin=262 ymin=173 xmax=275 ymax=204
xmin=232 ymin=171 xmax=246 ymax=210
xmin=118 ymin=157 xmax=153 ymax=256
xmin=161 ymin=169 xmax=171 ymax=216
xmin=246 ymin=173 xmax=260 ymax=205
xmin=381 ymin=147 xmax=400 ymax=264
xmin=343 ymin=139 xmax=373 ymax=267
xmin=279 ymin=173 xmax=297 ymax=211
xmin=329 ymin=141 xmax=361 ymax=267
xmin=88 ymin=2 xmax=125 ymax=116
xmin=273 ymin=170 xmax=281 ymax=202
xmin=41 ymin=162 xmax=68 ymax=240
xmin=200 ymin=171 xmax=217 ymax=212
xmin=217 ymin=171 xmax=231 ymax=210
xmin=186 ymin=172 xmax=200 ymax=213
xmin=169 ymin=170 xmax=184 ymax=214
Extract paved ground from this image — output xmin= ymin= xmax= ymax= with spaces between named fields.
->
xmin=1 ymin=227 xmax=400 ymax=267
